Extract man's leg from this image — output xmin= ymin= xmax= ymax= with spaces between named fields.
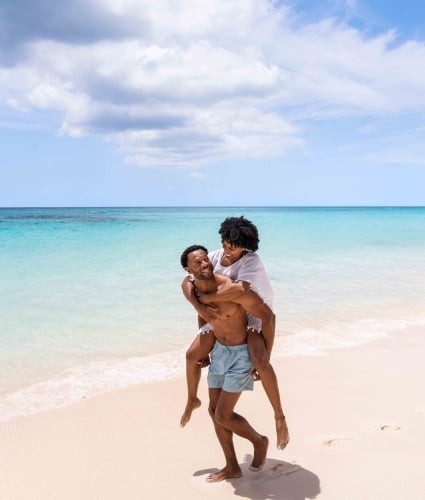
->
xmin=247 ymin=330 xmax=290 ymax=449
xmin=206 ymin=388 xmax=242 ymax=482
xmin=214 ymin=389 xmax=269 ymax=472
xmin=180 ymin=330 xmax=216 ymax=427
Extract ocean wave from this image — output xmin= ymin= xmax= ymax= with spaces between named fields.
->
xmin=273 ymin=317 xmax=425 ymax=357
xmin=0 ymin=348 xmax=187 ymax=422
xmin=1 ymin=316 xmax=424 ymax=422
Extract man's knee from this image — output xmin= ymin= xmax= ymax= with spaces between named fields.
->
xmin=208 ymin=402 xmax=216 ymax=419
xmin=213 ymin=409 xmax=230 ymax=428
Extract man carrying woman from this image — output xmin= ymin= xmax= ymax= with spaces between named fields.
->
xmin=180 ymin=216 xmax=289 ymax=450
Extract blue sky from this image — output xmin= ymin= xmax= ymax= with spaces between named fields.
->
xmin=1 ymin=0 xmax=424 ymax=207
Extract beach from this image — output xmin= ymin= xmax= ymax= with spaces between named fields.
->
xmin=1 ymin=207 xmax=424 ymax=498
xmin=1 ymin=325 xmax=424 ymax=500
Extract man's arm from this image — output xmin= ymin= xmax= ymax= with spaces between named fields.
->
xmin=181 ymin=276 xmax=218 ymax=324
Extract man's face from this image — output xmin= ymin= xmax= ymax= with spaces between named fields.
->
xmin=186 ymin=249 xmax=213 ymax=280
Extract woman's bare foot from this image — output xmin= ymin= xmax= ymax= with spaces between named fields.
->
xmin=180 ymin=398 xmax=201 ymax=427
xmin=276 ymin=415 xmax=290 ymax=449
xmin=206 ymin=466 xmax=242 ymax=482
xmin=249 ymin=435 xmax=269 ymax=472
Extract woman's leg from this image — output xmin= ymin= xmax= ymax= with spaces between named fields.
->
xmin=247 ymin=330 xmax=290 ymax=449
xmin=180 ymin=330 xmax=216 ymax=427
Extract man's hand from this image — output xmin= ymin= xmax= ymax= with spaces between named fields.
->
xmin=196 ymin=356 xmax=211 ymax=368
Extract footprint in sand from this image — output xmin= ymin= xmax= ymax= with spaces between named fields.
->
xmin=379 ymin=425 xmax=401 ymax=431
xmin=267 ymin=462 xmax=302 ymax=479
xmin=322 ymin=438 xmax=352 ymax=447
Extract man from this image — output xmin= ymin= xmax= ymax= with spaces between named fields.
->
xmin=181 ymin=244 xmax=273 ymax=482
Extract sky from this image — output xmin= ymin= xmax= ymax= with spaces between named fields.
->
xmin=1 ymin=0 xmax=425 ymax=207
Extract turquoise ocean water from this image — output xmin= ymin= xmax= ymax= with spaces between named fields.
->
xmin=1 ymin=207 xmax=424 ymax=420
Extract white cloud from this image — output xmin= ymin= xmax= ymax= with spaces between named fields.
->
xmin=1 ymin=0 xmax=425 ymax=167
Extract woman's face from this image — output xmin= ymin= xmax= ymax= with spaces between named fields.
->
xmin=221 ymin=240 xmax=246 ymax=264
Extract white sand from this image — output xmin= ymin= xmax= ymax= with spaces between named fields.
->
xmin=0 ymin=326 xmax=424 ymax=500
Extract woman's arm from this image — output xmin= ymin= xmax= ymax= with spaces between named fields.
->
xmin=197 ymin=279 xmax=250 ymax=304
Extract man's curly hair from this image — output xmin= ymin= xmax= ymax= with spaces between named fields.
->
xmin=218 ymin=216 xmax=259 ymax=252
xmin=180 ymin=244 xmax=208 ymax=269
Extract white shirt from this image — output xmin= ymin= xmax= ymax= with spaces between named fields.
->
xmin=204 ymin=248 xmax=274 ymax=333
xmin=208 ymin=249 xmax=274 ymax=308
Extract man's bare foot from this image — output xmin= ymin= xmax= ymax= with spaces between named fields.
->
xmin=206 ymin=466 xmax=242 ymax=482
xmin=276 ymin=415 xmax=290 ymax=449
xmin=249 ymin=435 xmax=268 ymax=472
xmin=180 ymin=398 xmax=201 ymax=427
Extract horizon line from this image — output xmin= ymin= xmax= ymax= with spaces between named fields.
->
xmin=1 ymin=205 xmax=424 ymax=209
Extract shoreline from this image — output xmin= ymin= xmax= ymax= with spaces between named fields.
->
xmin=1 ymin=325 xmax=424 ymax=499
xmin=2 ymin=310 xmax=425 ymax=423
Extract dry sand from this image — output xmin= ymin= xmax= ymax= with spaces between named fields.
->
xmin=1 ymin=326 xmax=424 ymax=500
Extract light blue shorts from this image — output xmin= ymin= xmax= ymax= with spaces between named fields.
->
xmin=207 ymin=341 xmax=254 ymax=393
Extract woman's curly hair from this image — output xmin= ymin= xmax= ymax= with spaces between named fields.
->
xmin=218 ymin=216 xmax=259 ymax=252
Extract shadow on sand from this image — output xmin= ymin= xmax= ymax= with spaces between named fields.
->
xmin=194 ymin=455 xmax=321 ymax=500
